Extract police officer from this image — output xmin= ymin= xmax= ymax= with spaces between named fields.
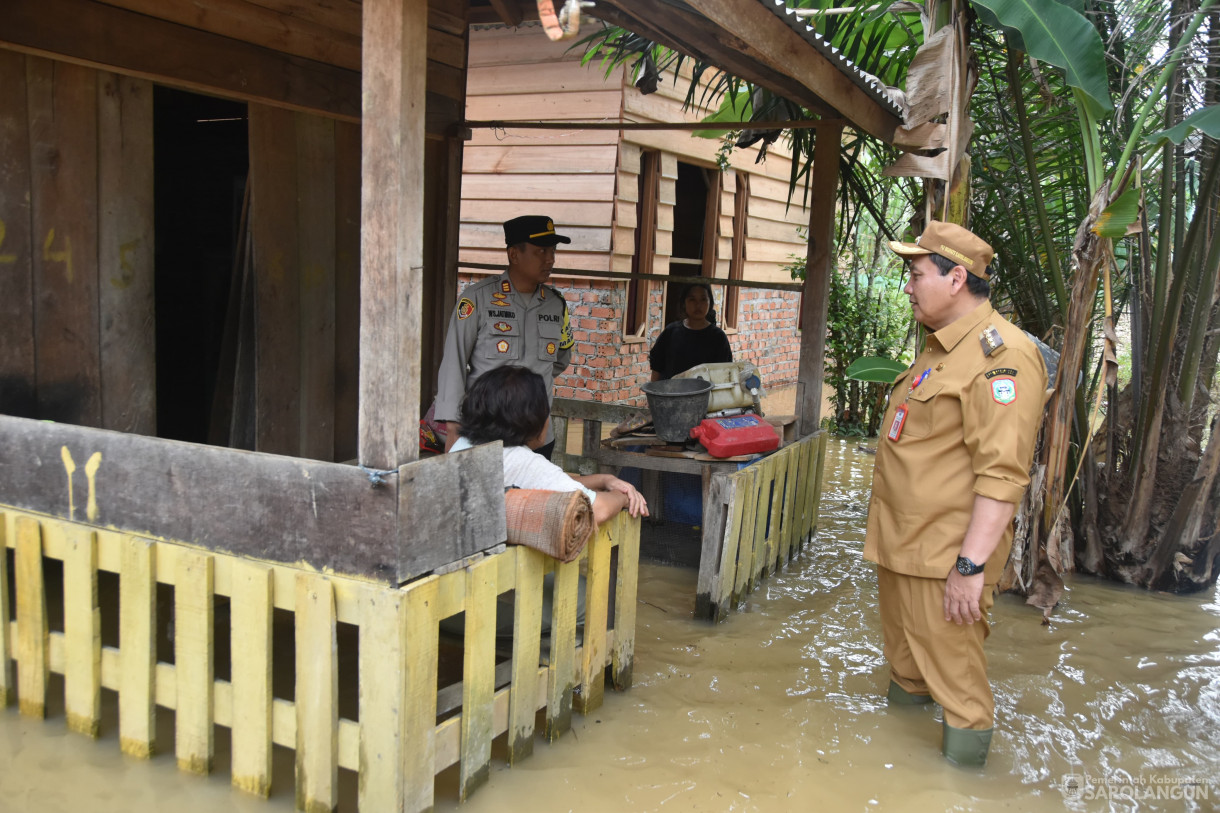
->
xmin=435 ymin=215 xmax=574 ymax=458
xmin=865 ymin=221 xmax=1049 ymax=766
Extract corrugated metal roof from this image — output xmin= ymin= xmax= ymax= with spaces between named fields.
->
xmin=758 ymin=0 xmax=906 ymax=117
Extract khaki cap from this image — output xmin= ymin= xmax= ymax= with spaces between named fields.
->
xmin=888 ymin=220 xmax=994 ymax=278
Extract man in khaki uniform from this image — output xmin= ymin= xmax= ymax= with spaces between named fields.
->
xmin=435 ymin=215 xmax=574 ymax=458
xmin=864 ymin=221 xmax=1049 ymax=766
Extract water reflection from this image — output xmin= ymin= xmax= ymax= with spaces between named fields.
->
xmin=2 ymin=438 xmax=1217 ymax=812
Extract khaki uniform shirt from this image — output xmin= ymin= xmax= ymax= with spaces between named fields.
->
xmin=434 ymin=271 xmax=574 ymax=431
xmin=864 ymin=300 xmax=1049 ymax=581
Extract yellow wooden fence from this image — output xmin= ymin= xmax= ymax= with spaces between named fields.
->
xmin=697 ymin=431 xmax=827 ymax=620
xmin=0 ymin=506 xmax=640 ymax=811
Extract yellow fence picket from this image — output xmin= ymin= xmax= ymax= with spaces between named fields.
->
xmin=545 ymin=559 xmax=579 ymax=741
xmin=403 ymin=577 xmax=440 ymax=813
xmin=230 ymin=560 xmax=274 ymax=797
xmin=578 ymin=518 xmax=613 ymax=713
xmin=118 ymin=534 xmax=156 ymax=757
xmin=295 ymin=572 xmax=338 ymax=813
xmin=733 ymin=467 xmax=759 ymax=601
xmin=15 ymin=516 xmax=48 ymax=718
xmin=508 ymin=547 xmax=544 ymax=763
xmin=175 ymin=549 xmax=215 ymax=774
xmin=613 ymin=512 xmax=640 ymax=690
xmin=358 ymin=587 xmax=407 ymax=812
xmin=460 ymin=555 xmax=497 ymax=800
xmin=63 ymin=522 xmax=101 ymax=736
xmin=0 ymin=513 xmax=13 ymax=706
xmin=810 ymin=433 xmax=828 ymax=536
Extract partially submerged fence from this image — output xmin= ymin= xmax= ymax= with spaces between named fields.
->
xmin=0 ymin=506 xmax=640 ymax=811
xmin=697 ymin=431 xmax=827 ymax=621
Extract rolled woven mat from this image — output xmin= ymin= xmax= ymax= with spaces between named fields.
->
xmin=504 ymin=488 xmax=595 ymax=563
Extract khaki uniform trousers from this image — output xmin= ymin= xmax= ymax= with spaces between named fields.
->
xmin=877 ymin=566 xmax=996 ymax=730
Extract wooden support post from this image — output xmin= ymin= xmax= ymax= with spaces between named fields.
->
xmin=0 ymin=514 xmax=13 ymax=706
xmin=175 ymin=549 xmax=215 ymax=775
xmin=796 ymin=124 xmax=843 ymax=437
xmin=695 ymin=473 xmax=731 ymax=621
xmin=358 ymin=0 xmax=429 ymax=470
xmin=230 ymin=561 xmax=274 ymax=797
xmin=63 ymin=523 xmax=101 ymax=737
xmin=14 ymin=516 xmax=47 ymax=718
xmin=508 ymin=548 xmax=544 ymax=764
xmin=460 ymin=556 xmax=497 ymax=800
xmin=295 ymin=573 xmax=338 ymax=813
xmin=118 ymin=534 xmax=156 ymax=757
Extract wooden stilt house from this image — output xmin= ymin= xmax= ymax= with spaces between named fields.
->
xmin=0 ymin=0 xmax=924 ymax=808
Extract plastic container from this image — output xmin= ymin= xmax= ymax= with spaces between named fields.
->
xmin=676 ymin=361 xmax=764 ymax=413
xmin=641 ymin=378 xmax=713 ymax=442
xmin=689 ymin=414 xmax=780 ymax=457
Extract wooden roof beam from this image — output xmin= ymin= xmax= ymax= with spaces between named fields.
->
xmin=488 ymin=0 xmax=526 ymax=26
xmin=592 ymin=0 xmax=838 ymax=120
xmin=1 ymin=0 xmax=359 ymax=121
xmin=684 ymin=0 xmax=901 ymax=142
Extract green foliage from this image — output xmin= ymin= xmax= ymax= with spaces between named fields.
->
xmin=845 ymin=357 xmax=909 ymax=384
xmin=788 ymin=192 xmax=913 ymax=437
xmin=1146 ymin=104 xmax=1220 ymax=147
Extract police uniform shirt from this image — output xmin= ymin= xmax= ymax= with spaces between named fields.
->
xmin=863 ymin=300 xmax=1049 ymax=582
xmin=434 ymin=271 xmax=574 ymax=425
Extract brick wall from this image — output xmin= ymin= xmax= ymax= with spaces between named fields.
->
xmin=456 ymin=274 xmax=802 ymax=408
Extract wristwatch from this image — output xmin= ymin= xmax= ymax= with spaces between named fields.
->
xmin=955 ymin=555 xmax=985 ymax=576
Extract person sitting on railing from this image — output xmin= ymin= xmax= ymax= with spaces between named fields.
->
xmin=649 ymin=282 xmax=733 ymax=381
xmin=451 ymin=365 xmax=648 ymax=525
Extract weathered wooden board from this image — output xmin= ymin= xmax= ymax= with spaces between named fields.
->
xmin=0 ymin=52 xmax=36 ymax=420
xmin=97 ymin=72 xmax=156 ymax=436
xmin=2 ymin=0 xmax=361 ymax=121
xmin=28 ymin=57 xmax=102 ymax=427
xmin=332 ymin=120 xmax=361 ymax=464
xmin=295 ymin=112 xmax=338 ymax=462
xmin=249 ymin=104 xmax=303 ymax=457
xmin=0 ymin=415 xmax=401 ymax=582
xmin=397 ymin=441 xmax=507 ymax=580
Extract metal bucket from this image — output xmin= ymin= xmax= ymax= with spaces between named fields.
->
xmin=641 ymin=378 xmax=713 ymax=442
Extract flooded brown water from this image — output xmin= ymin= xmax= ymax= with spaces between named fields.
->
xmin=3 ymin=438 xmax=1218 ymax=812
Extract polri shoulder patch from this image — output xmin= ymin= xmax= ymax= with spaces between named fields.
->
xmin=985 ymin=367 xmax=1018 ymax=379
xmin=457 ymin=298 xmax=475 ymax=320
xmin=979 ymin=326 xmax=1005 ymax=356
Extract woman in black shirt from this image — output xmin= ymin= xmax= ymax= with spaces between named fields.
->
xmin=649 ymin=282 xmax=733 ymax=380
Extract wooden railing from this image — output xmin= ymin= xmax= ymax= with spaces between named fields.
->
xmin=697 ymin=432 xmax=827 ymax=620
xmin=0 ymin=507 xmax=640 ymax=811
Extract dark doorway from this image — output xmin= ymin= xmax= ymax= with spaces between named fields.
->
xmin=153 ymin=87 xmax=248 ymax=443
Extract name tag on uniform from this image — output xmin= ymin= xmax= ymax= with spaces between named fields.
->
xmin=887 ymin=404 xmax=908 ymax=441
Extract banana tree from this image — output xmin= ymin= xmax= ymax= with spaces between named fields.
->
xmin=972 ymin=0 xmax=1220 ymax=594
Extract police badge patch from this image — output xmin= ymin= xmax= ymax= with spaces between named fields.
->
xmin=990 ymin=377 xmax=1017 ymax=404
xmin=546 ymin=341 xmax=556 ymax=355
xmin=457 ymin=298 xmax=475 ymax=320
xmin=493 ymin=321 xmax=512 ymax=332
xmin=496 ymin=339 xmax=510 ymax=354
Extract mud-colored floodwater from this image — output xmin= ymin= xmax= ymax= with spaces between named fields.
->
xmin=2 ymin=438 xmax=1218 ymax=812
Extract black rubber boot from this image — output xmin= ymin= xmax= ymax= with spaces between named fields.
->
xmin=886 ymin=680 xmax=934 ymax=705
xmin=942 ymin=722 xmax=992 ymax=767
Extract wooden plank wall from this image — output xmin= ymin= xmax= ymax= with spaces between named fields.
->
xmin=0 ymin=53 xmax=155 ymax=434
xmin=248 ymin=106 xmax=361 ymax=459
xmin=0 ymin=506 xmax=641 ymax=812
xmin=617 ymin=63 xmax=813 ymax=286
xmin=461 ymin=25 xmax=622 ymax=273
